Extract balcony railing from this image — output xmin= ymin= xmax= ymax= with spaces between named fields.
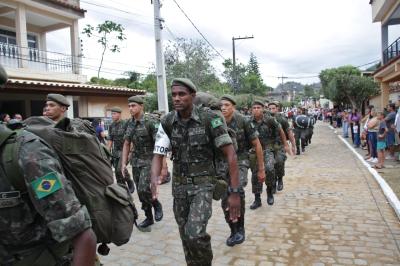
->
xmin=0 ymin=42 xmax=76 ymax=73
xmin=383 ymin=37 xmax=400 ymax=65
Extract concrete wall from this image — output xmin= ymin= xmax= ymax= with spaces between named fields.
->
xmin=87 ymin=96 xmax=130 ymax=119
xmin=369 ymin=95 xmax=382 ymax=111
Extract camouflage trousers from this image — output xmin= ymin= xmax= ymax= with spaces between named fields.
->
xmin=274 ymin=148 xmax=287 ymax=179
xmin=294 ymin=128 xmax=307 ymax=150
xmin=132 ymin=165 xmax=152 ymax=211
xmin=173 ymin=183 xmax=214 ymax=266
xmin=112 ymin=155 xmax=131 ymax=184
xmin=251 ymin=148 xmax=275 ymax=194
xmin=217 ymin=160 xmax=248 ymax=223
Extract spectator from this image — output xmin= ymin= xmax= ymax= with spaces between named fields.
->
xmin=13 ymin=113 xmax=22 ymax=121
xmin=374 ymin=111 xmax=388 ymax=169
xmin=336 ymin=109 xmax=342 ymax=128
xmin=95 ymin=119 xmax=106 ymax=144
xmin=0 ymin=113 xmax=10 ymax=124
xmin=366 ymin=108 xmax=379 ymax=164
xmin=342 ymin=110 xmax=349 ymax=138
xmin=349 ymin=108 xmax=361 ymax=145
xmin=395 ymin=98 xmax=400 ymax=161
xmin=361 ymin=105 xmax=374 ymax=158
xmin=384 ymin=103 xmax=396 ymax=160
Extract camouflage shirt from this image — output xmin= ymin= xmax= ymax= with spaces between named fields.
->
xmin=251 ymin=113 xmax=281 ymax=149
xmin=273 ymin=113 xmax=290 ymax=145
xmin=124 ymin=114 xmax=159 ymax=167
xmin=0 ymin=129 xmax=91 ymax=251
xmin=109 ymin=119 xmax=129 ymax=156
xmin=227 ymin=111 xmax=258 ymax=159
xmin=155 ymin=105 xmax=232 ymax=178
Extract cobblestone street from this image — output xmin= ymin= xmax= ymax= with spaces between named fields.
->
xmin=101 ymin=122 xmax=400 ymax=266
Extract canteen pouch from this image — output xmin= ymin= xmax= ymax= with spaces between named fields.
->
xmin=213 ymin=178 xmax=228 ymax=201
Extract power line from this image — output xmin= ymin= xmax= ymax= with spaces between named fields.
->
xmin=81 ymin=0 xmax=151 ymax=20
xmin=171 ymin=0 xmax=225 ymax=60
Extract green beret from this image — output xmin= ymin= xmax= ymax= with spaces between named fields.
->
xmin=0 ymin=64 xmax=7 ymax=86
xmin=171 ymin=78 xmax=197 ymax=93
xmin=252 ymin=100 xmax=264 ymax=107
xmin=128 ymin=96 xmax=144 ymax=104
xmin=46 ymin=93 xmax=70 ymax=107
xmin=110 ymin=106 xmax=122 ymax=113
xmin=220 ymin=94 xmax=236 ymax=105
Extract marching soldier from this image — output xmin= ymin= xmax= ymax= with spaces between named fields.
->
xmin=107 ymin=106 xmax=134 ymax=192
xmin=121 ymin=96 xmax=163 ymax=230
xmin=219 ymin=95 xmax=265 ymax=246
xmin=250 ymin=100 xmax=289 ymax=208
xmin=267 ymin=101 xmax=296 ymax=192
xmin=150 ymin=78 xmax=241 ymax=266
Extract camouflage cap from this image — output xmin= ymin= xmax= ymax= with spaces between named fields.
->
xmin=128 ymin=96 xmax=144 ymax=104
xmin=220 ymin=94 xmax=236 ymax=105
xmin=252 ymin=100 xmax=264 ymax=107
xmin=110 ymin=106 xmax=122 ymax=113
xmin=46 ymin=93 xmax=70 ymax=107
xmin=171 ymin=78 xmax=197 ymax=93
xmin=0 ymin=64 xmax=7 ymax=86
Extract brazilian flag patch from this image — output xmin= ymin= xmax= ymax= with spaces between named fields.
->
xmin=31 ymin=172 xmax=62 ymax=199
xmin=211 ymin=117 xmax=223 ymax=128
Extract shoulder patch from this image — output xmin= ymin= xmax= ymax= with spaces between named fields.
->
xmin=31 ymin=172 xmax=62 ymax=199
xmin=211 ymin=117 xmax=223 ymax=128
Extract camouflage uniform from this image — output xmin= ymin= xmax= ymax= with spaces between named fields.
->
xmin=124 ymin=114 xmax=158 ymax=214
xmin=273 ymin=113 xmax=289 ymax=184
xmin=159 ymin=104 xmax=232 ymax=266
xmin=292 ymin=114 xmax=308 ymax=153
xmin=109 ymin=119 xmax=130 ymax=183
xmin=0 ymin=128 xmax=91 ymax=266
xmin=250 ymin=114 xmax=281 ymax=194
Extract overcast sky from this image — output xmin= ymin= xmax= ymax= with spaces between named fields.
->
xmin=48 ymin=0 xmax=400 ymax=88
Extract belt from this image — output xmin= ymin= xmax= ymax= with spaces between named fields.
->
xmin=174 ymin=176 xmax=213 ymax=185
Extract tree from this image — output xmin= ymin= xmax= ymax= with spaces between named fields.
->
xmin=82 ymin=20 xmax=126 ymax=78
xmin=247 ymin=53 xmax=261 ymax=79
xmin=303 ymin=85 xmax=315 ymax=98
xmin=319 ymin=65 xmax=378 ymax=110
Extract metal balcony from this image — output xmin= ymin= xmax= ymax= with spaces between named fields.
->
xmin=382 ymin=37 xmax=400 ymax=65
xmin=0 ymin=42 xmax=75 ymax=73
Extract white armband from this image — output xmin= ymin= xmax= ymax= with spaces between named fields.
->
xmin=153 ymin=124 xmax=171 ymax=155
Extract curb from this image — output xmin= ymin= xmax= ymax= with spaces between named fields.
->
xmin=329 ymin=125 xmax=400 ymax=219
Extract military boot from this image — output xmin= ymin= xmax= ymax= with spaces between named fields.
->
xmin=233 ymin=216 xmax=245 ymax=245
xmin=277 ymin=177 xmax=284 ymax=191
xmin=296 ymin=146 xmax=301 ymax=155
xmin=272 ymin=179 xmax=277 ymax=194
xmin=226 ymin=222 xmax=236 ymax=247
xmin=138 ymin=209 xmax=154 ymax=229
xmin=267 ymin=187 xmax=274 ymax=205
xmin=152 ymin=200 xmax=163 ymax=222
xmin=250 ymin=193 xmax=262 ymax=210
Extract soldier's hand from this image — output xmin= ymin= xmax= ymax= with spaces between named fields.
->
xmin=257 ymin=169 xmax=265 ymax=183
xmin=226 ymin=193 xmax=241 ymax=223
xmin=291 ymin=144 xmax=296 ymax=155
xmin=121 ymin=165 xmax=127 ymax=178
xmin=284 ymin=144 xmax=292 ymax=156
xmin=151 ymin=176 xmax=161 ymax=200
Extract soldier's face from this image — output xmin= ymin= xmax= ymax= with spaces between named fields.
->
xmin=111 ymin=111 xmax=121 ymax=121
xmin=171 ymin=86 xmax=194 ymax=111
xmin=220 ymin=100 xmax=235 ymax=118
xmin=268 ymin=105 xmax=278 ymax=114
xmin=128 ymin=103 xmax=142 ymax=117
xmin=252 ymin=104 xmax=263 ymax=118
xmin=45 ymin=101 xmax=66 ymax=121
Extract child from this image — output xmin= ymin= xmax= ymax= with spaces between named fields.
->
xmin=374 ymin=111 xmax=387 ymax=169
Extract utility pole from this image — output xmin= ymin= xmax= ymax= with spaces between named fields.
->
xmin=232 ymin=35 xmax=254 ymax=93
xmin=152 ymin=0 xmax=168 ymax=113
xmin=279 ymin=75 xmax=288 ymax=91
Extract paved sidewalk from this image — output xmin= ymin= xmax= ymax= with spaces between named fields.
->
xmin=101 ymin=122 xmax=400 ymax=266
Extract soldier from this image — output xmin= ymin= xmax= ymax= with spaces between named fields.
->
xmin=121 ymin=96 xmax=163 ymax=230
xmin=44 ymin=94 xmax=70 ymax=122
xmin=0 ymin=65 xmax=97 ymax=266
xmin=107 ymin=106 xmax=134 ymax=193
xmin=293 ymin=107 xmax=309 ymax=155
xmin=250 ymin=100 xmax=289 ymax=208
xmin=150 ymin=78 xmax=241 ymax=266
xmin=268 ymin=101 xmax=296 ymax=192
xmin=219 ymin=95 xmax=265 ymax=246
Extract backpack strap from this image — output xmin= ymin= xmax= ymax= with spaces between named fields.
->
xmin=1 ymin=129 xmax=27 ymax=192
